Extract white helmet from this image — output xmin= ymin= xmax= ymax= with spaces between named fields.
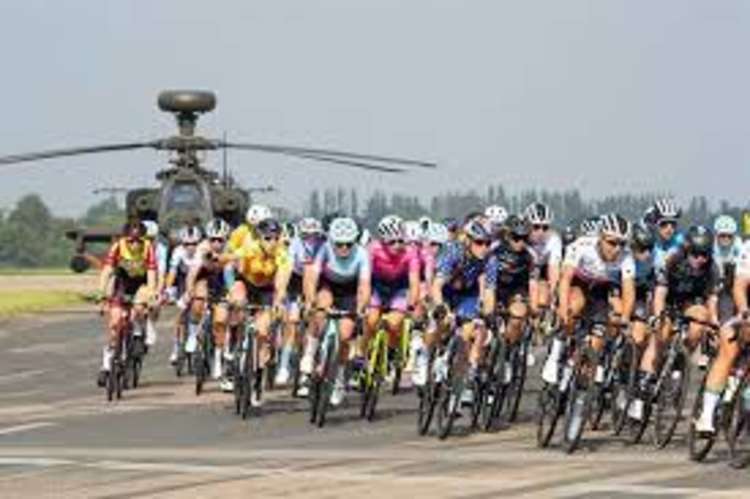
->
xmin=298 ymin=217 xmax=323 ymax=236
xmin=579 ymin=217 xmax=601 ymax=237
xmin=245 ymin=204 xmax=272 ymax=225
xmin=142 ymin=220 xmax=159 ymax=239
xmin=377 ymin=215 xmax=404 ymax=240
xmin=328 ymin=217 xmax=360 ymax=244
xmin=598 ymin=213 xmax=631 ymax=240
xmin=484 ymin=205 xmax=509 ymax=225
xmin=714 ymin=215 xmax=738 ymax=236
xmin=427 ymin=223 xmax=449 ymax=244
xmin=204 ymin=218 xmax=230 ymax=239
xmin=179 ymin=225 xmax=202 ymax=245
xmin=524 ymin=202 xmax=553 ymax=225
xmin=403 ymin=220 xmax=422 ymax=243
xmin=653 ymin=198 xmax=681 ymax=223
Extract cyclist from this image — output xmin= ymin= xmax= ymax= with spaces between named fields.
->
xmin=97 ymin=221 xmax=157 ymax=386
xmin=543 ymin=213 xmax=635 ymax=384
xmin=713 ymin=215 xmax=742 ymax=322
xmin=423 ymin=218 xmax=494 ymax=396
xmin=228 ymin=204 xmax=272 ymax=252
xmin=301 ymin=217 xmax=371 ymax=405
xmin=484 ymin=215 xmax=536 ymax=347
xmin=651 ymin=198 xmax=684 ymax=272
xmin=165 ymin=225 xmax=205 ymax=365
xmin=230 ymin=217 xmax=293 ymax=406
xmin=273 ymin=217 xmax=325 ymax=386
xmin=695 ymin=235 xmax=750 ymax=433
xmin=642 ymin=225 xmax=719 ymax=390
xmin=184 ymin=218 xmax=233 ymax=386
xmin=523 ymin=202 xmax=562 ymax=320
xmin=142 ymin=220 xmax=167 ymax=349
xmin=364 ymin=215 xmax=421 ymax=387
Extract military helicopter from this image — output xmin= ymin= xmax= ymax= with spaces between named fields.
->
xmin=0 ymin=90 xmax=436 ymax=272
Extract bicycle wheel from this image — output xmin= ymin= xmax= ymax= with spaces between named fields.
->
xmin=688 ymin=377 xmax=718 ymax=462
xmin=240 ymin=339 xmax=255 ymax=420
xmin=482 ymin=338 xmax=506 ymax=431
xmin=728 ymin=379 xmax=750 ymax=469
xmin=536 ymin=382 xmax=563 ymax=448
xmin=436 ymin=342 xmax=463 ymax=440
xmin=195 ymin=346 xmax=205 ymax=396
xmin=504 ymin=341 xmax=528 ymax=424
xmin=653 ymin=351 xmax=690 ymax=449
xmin=611 ymin=340 xmax=636 ymax=436
xmin=470 ymin=378 xmax=486 ymax=431
xmin=361 ymin=331 xmax=385 ymax=420
xmin=115 ymin=361 xmax=124 ymax=400
xmin=417 ymin=362 xmax=437 ymax=436
xmin=315 ymin=334 xmax=337 ymax=428
xmin=563 ymin=348 xmax=597 ymax=454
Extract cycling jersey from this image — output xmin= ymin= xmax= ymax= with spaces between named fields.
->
xmin=369 ymin=240 xmax=420 ymax=311
xmin=633 ymin=256 xmax=655 ymax=296
xmin=228 ymin=224 xmax=258 ymax=253
xmin=563 ymin=236 xmax=635 ymax=287
xmin=105 ymin=238 xmax=157 ymax=279
xmin=734 ymin=240 xmax=750 ymax=279
xmin=656 ymin=249 xmax=720 ymax=307
xmin=485 ymin=242 xmax=536 ymax=301
xmin=653 ymin=232 xmax=684 ymax=272
xmin=436 ymin=241 xmax=492 ymax=319
xmin=234 ymin=239 xmax=291 ymax=288
xmin=529 ymin=231 xmax=562 ymax=272
xmin=713 ymin=237 xmax=742 ymax=283
xmin=288 ymin=236 xmax=324 ymax=276
xmin=313 ymin=242 xmax=370 ymax=286
xmin=169 ymin=244 xmax=206 ymax=277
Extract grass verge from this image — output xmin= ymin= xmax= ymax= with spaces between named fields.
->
xmin=0 ymin=267 xmax=73 ymax=276
xmin=0 ymin=290 xmax=87 ymax=317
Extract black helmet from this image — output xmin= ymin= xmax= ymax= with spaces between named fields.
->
xmin=123 ymin=220 xmax=146 ymax=239
xmin=631 ymin=223 xmax=655 ymax=251
xmin=257 ymin=218 xmax=282 ymax=238
xmin=562 ymin=225 xmax=577 ymax=246
xmin=506 ymin=215 xmax=530 ymax=239
xmin=686 ymin=225 xmax=713 ymax=254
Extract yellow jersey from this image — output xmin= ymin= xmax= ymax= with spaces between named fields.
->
xmin=234 ymin=238 xmax=291 ymax=288
xmin=228 ymin=224 xmax=258 ymax=253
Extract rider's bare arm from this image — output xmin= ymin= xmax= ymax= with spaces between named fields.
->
xmin=620 ymin=276 xmax=636 ymax=323
xmin=557 ymin=265 xmax=574 ymax=322
xmin=653 ymin=285 xmax=667 ymax=318
xmin=733 ymin=275 xmax=749 ymax=315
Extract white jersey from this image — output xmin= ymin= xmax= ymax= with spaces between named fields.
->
xmin=169 ymin=242 xmax=209 ymax=275
xmin=529 ymin=231 xmax=562 ymax=268
xmin=734 ymin=240 xmax=750 ymax=279
xmin=563 ymin=236 xmax=635 ymax=286
xmin=713 ymin=237 xmax=743 ymax=279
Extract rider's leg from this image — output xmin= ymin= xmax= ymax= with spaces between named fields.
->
xmin=684 ymin=304 xmax=710 ymax=352
xmin=213 ymin=304 xmax=229 ymax=379
xmin=504 ymin=297 xmax=528 ymax=346
xmin=542 ymin=287 xmax=584 ymax=384
xmin=300 ymin=288 xmax=332 ymax=376
xmin=275 ymin=304 xmax=299 ymax=384
xmin=696 ymin=325 xmax=742 ymax=432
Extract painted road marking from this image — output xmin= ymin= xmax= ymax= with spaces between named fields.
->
xmin=0 ymin=369 xmax=47 ymax=385
xmin=0 ymin=422 xmax=56 ymax=436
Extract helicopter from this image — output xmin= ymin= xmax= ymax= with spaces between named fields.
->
xmin=0 ymin=90 xmax=436 ymax=272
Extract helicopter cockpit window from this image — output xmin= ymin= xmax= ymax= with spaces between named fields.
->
xmin=165 ymin=182 xmax=207 ymax=211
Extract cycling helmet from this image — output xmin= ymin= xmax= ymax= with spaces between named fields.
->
xmin=426 ymin=223 xmax=449 ymax=245
xmin=686 ymin=225 xmax=714 ymax=254
xmin=403 ymin=220 xmax=422 ymax=243
xmin=321 ymin=212 xmax=344 ymax=232
xmin=443 ymin=217 xmax=459 ymax=232
xmin=653 ymin=198 xmax=681 ymax=223
xmin=418 ymin=216 xmax=433 ymax=233
xmin=377 ymin=215 xmax=405 ymax=240
xmin=256 ymin=218 xmax=282 ymax=238
xmin=484 ymin=205 xmax=509 ymax=226
xmin=245 ymin=204 xmax=272 ymax=225
xmin=506 ymin=215 xmax=530 ymax=239
xmin=713 ymin=215 xmax=738 ymax=236
xmin=562 ymin=225 xmax=577 ymax=246
xmin=298 ymin=217 xmax=323 ymax=236
xmin=179 ymin=225 xmax=202 ymax=245
xmin=328 ymin=217 xmax=360 ymax=244
xmin=641 ymin=205 xmax=658 ymax=227
xmin=125 ymin=221 xmax=146 ymax=239
xmin=630 ymin=223 xmax=655 ymax=251
xmin=283 ymin=222 xmax=296 ymax=240
xmin=464 ymin=219 xmax=491 ymax=242
xmin=579 ymin=217 xmax=601 ymax=237
xmin=204 ymin=218 xmax=230 ymax=239
xmin=523 ymin=202 xmax=553 ymax=225
xmin=598 ymin=213 xmax=631 ymax=240
xmin=142 ymin=220 xmax=159 ymax=239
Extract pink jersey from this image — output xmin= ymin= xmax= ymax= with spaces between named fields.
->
xmin=369 ymin=240 xmax=421 ymax=284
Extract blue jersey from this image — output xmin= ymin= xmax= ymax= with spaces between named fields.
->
xmin=653 ymin=232 xmax=684 ymax=272
xmin=436 ymin=241 xmax=490 ymax=294
xmin=288 ymin=236 xmax=324 ymax=276
xmin=314 ymin=242 xmax=370 ymax=285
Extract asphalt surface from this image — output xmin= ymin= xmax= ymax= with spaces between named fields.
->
xmin=0 ymin=309 xmax=748 ymax=498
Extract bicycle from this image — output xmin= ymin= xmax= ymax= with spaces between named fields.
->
xmin=194 ymin=301 xmax=216 ymax=396
xmin=434 ymin=317 xmax=474 ymax=440
xmin=234 ymin=304 xmax=270 ymax=420
xmin=309 ymin=308 xmax=356 ymax=428
xmin=103 ymin=296 xmax=134 ymax=402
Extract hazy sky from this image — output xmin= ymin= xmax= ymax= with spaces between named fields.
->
xmin=1 ymin=1 xmax=749 ymax=215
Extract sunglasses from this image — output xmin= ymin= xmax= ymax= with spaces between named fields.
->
xmin=718 ymin=234 xmax=733 ymax=239
xmin=262 ymin=235 xmax=279 ymax=242
xmin=658 ymin=221 xmax=677 ymax=228
xmin=127 ymin=237 xmax=143 ymax=245
xmin=532 ymin=224 xmax=549 ymax=232
xmin=210 ymin=237 xmax=225 ymax=244
xmin=385 ymin=239 xmax=405 ymax=246
xmin=429 ymin=242 xmax=442 ymax=248
xmin=184 ymin=242 xmax=197 ymax=247
xmin=471 ymin=239 xmax=490 ymax=247
xmin=689 ymin=251 xmax=710 ymax=260
xmin=603 ymin=238 xmax=626 ymax=248
xmin=335 ymin=242 xmax=354 ymax=249
xmin=510 ymin=234 xmax=528 ymax=243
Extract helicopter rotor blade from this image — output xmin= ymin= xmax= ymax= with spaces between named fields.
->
xmin=0 ymin=141 xmax=158 ymax=166
xmin=220 ymin=141 xmax=436 ymax=168
xmin=279 ymin=152 xmax=406 ymax=173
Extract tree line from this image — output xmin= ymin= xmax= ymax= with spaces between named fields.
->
xmin=0 ymin=188 xmax=746 ymax=268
